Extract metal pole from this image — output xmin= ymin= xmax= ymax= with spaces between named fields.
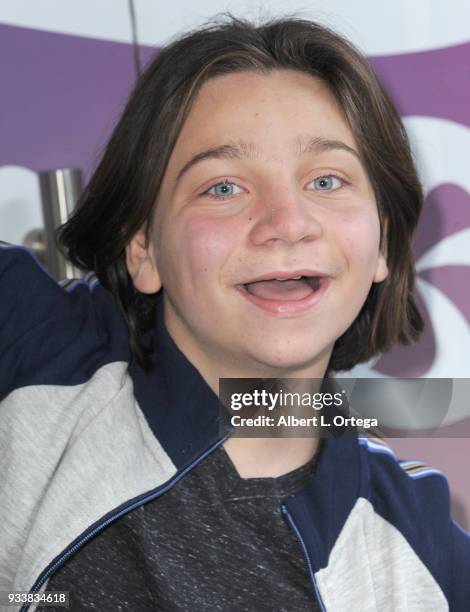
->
xmin=38 ymin=168 xmax=82 ymax=279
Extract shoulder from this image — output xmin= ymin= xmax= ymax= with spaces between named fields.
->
xmin=0 ymin=243 xmax=130 ymax=398
xmin=358 ymin=434 xmax=450 ymax=516
xmin=358 ymin=434 xmax=452 ymax=536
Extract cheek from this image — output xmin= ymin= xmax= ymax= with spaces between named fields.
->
xmin=161 ymin=214 xmax=239 ymax=282
xmin=335 ymin=211 xmax=382 ymax=268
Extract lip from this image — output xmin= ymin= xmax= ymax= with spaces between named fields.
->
xmin=240 ymin=269 xmax=330 ymax=284
xmin=236 ymin=276 xmax=332 ymax=316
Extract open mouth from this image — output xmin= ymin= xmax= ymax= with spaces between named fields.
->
xmin=242 ymin=275 xmax=323 ymax=301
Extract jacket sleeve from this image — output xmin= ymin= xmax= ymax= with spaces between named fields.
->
xmin=449 ymin=519 xmax=470 ymax=609
xmin=361 ymin=436 xmax=470 ymax=611
xmin=0 ymin=243 xmax=132 ymax=597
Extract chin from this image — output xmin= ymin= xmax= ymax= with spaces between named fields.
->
xmin=247 ymin=345 xmax=331 ymax=377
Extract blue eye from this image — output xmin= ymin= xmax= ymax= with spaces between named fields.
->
xmin=312 ymin=175 xmax=343 ymax=191
xmin=206 ymin=181 xmax=243 ymax=199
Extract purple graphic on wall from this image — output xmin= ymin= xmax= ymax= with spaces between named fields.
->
xmin=374 ymin=183 xmax=470 ymax=377
xmin=369 ymin=47 xmax=470 ymax=377
xmin=0 ymin=23 xmax=469 ymax=377
xmin=0 ymin=24 xmax=136 ymax=175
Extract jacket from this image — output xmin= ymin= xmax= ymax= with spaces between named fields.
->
xmin=1 ymin=243 xmax=469 ymax=612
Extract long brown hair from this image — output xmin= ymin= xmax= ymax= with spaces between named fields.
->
xmin=58 ymin=14 xmax=424 ymax=372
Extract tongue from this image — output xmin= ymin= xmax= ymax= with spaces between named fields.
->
xmin=245 ymin=278 xmax=314 ymax=301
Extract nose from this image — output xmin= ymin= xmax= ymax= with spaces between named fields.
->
xmin=248 ymin=182 xmax=323 ymax=246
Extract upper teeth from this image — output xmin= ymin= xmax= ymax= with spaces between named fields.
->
xmin=276 ymin=276 xmax=302 ymax=281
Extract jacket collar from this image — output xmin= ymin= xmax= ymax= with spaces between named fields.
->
xmin=129 ymin=293 xmax=233 ymax=470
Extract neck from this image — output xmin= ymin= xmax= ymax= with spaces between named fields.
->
xmin=222 ymin=435 xmax=321 ymax=478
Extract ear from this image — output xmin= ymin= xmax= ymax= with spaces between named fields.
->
xmin=373 ymin=218 xmax=389 ymax=283
xmin=125 ymin=229 xmax=162 ymax=294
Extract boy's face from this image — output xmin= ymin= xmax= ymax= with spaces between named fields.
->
xmin=127 ymin=69 xmax=388 ymax=385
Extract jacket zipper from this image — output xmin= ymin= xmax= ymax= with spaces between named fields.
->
xmin=281 ymin=504 xmax=326 ymax=612
xmin=21 ymin=432 xmax=232 ymax=612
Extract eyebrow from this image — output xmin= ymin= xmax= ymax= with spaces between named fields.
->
xmin=297 ymin=136 xmax=360 ymax=160
xmin=174 ymin=137 xmax=361 ymax=184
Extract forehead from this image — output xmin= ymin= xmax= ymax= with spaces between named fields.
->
xmin=171 ymin=69 xmax=356 ymax=162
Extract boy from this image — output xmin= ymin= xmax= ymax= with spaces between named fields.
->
xmin=1 ymin=15 xmax=469 ymax=612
